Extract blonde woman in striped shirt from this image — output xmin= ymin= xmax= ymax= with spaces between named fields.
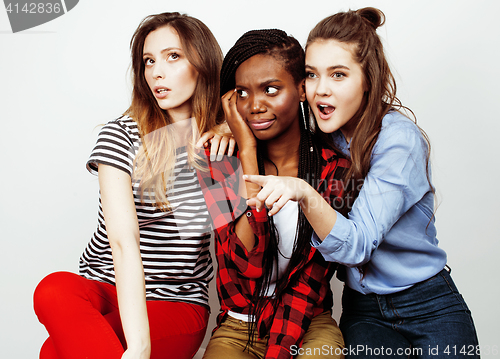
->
xmin=34 ymin=12 xmax=231 ymax=359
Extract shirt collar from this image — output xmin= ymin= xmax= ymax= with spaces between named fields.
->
xmin=331 ymin=130 xmax=351 ymax=156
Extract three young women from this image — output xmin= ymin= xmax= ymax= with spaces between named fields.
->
xmin=246 ymin=7 xmax=479 ymax=358
xmin=199 ymin=29 xmax=347 ymax=359
xmin=34 ymin=12 xmax=226 ymax=359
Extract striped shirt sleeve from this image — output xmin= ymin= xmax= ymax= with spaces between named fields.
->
xmin=86 ymin=118 xmax=137 ymax=177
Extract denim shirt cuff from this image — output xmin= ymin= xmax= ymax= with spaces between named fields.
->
xmin=311 ymin=213 xmax=351 ymax=262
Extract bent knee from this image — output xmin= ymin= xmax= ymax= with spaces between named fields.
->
xmin=34 ymin=272 xmax=80 ymax=316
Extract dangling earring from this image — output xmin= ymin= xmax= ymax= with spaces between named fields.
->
xmin=308 ymin=103 xmax=316 ymax=133
xmin=300 ymin=101 xmax=307 ymax=130
xmin=301 ymin=102 xmax=315 ymax=153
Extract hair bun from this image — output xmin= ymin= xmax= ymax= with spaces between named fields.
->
xmin=356 ymin=7 xmax=385 ymax=29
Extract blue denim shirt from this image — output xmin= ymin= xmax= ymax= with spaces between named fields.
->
xmin=312 ymin=111 xmax=447 ymax=295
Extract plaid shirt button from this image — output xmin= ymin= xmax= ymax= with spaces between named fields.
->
xmin=246 ymin=211 xmax=252 ymax=217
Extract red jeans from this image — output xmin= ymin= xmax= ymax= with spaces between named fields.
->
xmin=34 ymin=272 xmax=209 ymax=359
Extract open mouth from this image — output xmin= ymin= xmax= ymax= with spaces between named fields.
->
xmin=318 ymin=104 xmax=335 ymax=115
xmin=154 ymin=87 xmax=170 ymax=98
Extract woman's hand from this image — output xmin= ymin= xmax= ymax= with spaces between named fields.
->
xmin=221 ymin=89 xmax=257 ymax=154
xmin=244 ymin=174 xmax=314 ymax=216
xmin=196 ymin=122 xmax=236 ymax=161
xmin=245 ymin=174 xmax=338 ymax=239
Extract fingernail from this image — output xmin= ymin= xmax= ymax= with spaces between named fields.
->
xmin=217 ymin=154 xmax=223 ymax=161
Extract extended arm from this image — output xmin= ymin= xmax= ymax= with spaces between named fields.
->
xmin=246 ymin=119 xmax=431 ymax=266
xmin=98 ymin=164 xmax=150 ymax=359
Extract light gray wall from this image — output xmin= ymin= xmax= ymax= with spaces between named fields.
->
xmin=1 ymin=0 xmax=499 ymax=356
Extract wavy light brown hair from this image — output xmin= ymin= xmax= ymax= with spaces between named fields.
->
xmin=306 ymin=7 xmax=431 ymax=207
xmin=125 ymin=12 xmax=223 ymax=210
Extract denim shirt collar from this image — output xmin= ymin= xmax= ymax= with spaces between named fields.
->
xmin=331 ymin=130 xmax=351 ymax=157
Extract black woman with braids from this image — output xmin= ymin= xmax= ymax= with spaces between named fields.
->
xmin=200 ymin=29 xmax=348 ymax=359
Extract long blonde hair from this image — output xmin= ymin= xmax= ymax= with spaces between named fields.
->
xmin=125 ymin=12 xmax=223 ymax=210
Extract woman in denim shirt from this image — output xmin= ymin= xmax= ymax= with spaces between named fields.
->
xmin=245 ymin=7 xmax=480 ymax=358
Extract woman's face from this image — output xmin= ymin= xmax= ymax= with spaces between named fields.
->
xmin=234 ymin=54 xmax=305 ymax=142
xmin=143 ymin=26 xmax=199 ymax=122
xmin=305 ymin=39 xmax=366 ymax=141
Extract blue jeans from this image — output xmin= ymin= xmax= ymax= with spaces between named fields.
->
xmin=339 ymin=268 xmax=479 ymax=358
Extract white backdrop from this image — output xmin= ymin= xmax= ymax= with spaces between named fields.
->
xmin=1 ymin=0 xmax=499 ymax=357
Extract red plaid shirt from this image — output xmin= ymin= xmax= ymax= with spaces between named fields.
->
xmin=197 ymin=148 xmax=350 ymax=359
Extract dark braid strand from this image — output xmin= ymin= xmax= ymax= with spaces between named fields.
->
xmin=221 ymin=29 xmax=305 ymax=95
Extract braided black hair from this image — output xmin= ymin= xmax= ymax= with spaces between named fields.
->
xmin=221 ymin=29 xmax=305 ymax=94
xmin=221 ymin=29 xmax=324 ymax=349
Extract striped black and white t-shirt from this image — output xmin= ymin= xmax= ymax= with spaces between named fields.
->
xmin=80 ymin=116 xmax=213 ymax=308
